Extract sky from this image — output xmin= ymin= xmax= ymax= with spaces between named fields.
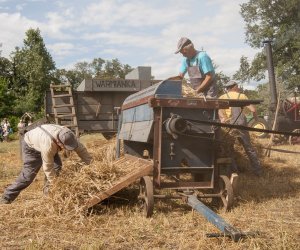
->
xmin=0 ymin=0 xmax=260 ymax=89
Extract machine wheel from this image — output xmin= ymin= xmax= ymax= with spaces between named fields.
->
xmin=289 ymin=129 xmax=300 ymax=145
xmin=138 ymin=176 xmax=154 ymax=218
xmin=218 ymin=175 xmax=234 ymax=211
xmin=248 ymin=118 xmax=269 ymax=138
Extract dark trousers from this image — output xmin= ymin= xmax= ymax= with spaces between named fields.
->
xmin=3 ymin=139 xmax=62 ymax=202
xmin=237 ymin=129 xmax=262 ymax=174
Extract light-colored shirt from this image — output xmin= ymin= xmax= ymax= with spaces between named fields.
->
xmin=24 ymin=124 xmax=92 ymax=182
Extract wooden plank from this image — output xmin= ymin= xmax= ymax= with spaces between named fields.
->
xmin=53 ymin=104 xmax=74 ymax=108
xmin=85 ymin=156 xmax=153 ymax=208
xmin=77 ymin=113 xmax=117 ymax=120
xmin=77 ymin=120 xmax=117 ymax=131
xmin=50 ymin=84 xmax=71 ymax=88
xmin=52 ymin=94 xmax=72 ymax=98
xmin=77 ymin=104 xmax=114 ymax=114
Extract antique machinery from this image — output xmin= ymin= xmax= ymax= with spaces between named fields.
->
xmin=117 ymin=79 xmax=260 ymax=241
xmin=263 ymin=40 xmax=300 ymax=139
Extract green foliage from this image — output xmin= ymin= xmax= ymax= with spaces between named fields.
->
xmin=10 ymin=28 xmax=56 ymax=113
xmin=216 ymin=71 xmax=230 ymax=95
xmin=212 ymin=62 xmax=231 ymax=94
xmin=237 ymin=0 xmax=300 ymax=89
xmin=233 ymin=56 xmax=251 ymax=83
xmin=7 ymin=115 xmax=19 ymax=133
xmin=0 ymin=77 xmax=14 ymax=117
xmin=54 ymin=58 xmax=133 ymax=89
xmin=244 ymin=88 xmax=267 ymax=115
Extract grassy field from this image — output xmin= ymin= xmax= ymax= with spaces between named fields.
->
xmin=0 ymin=134 xmax=299 ymax=250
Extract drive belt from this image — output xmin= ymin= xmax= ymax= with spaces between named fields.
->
xmin=189 ymin=119 xmax=300 ymax=137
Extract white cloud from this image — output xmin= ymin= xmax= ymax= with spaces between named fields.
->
xmin=0 ymin=12 xmax=40 ymax=57
xmin=16 ymin=4 xmax=24 ymax=11
xmin=41 ymin=11 xmax=76 ymax=40
xmin=0 ymin=0 xmax=261 ymax=87
xmin=81 ymin=0 xmax=187 ymax=29
xmin=47 ymin=42 xmax=75 ymax=57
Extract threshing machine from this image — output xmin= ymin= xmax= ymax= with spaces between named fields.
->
xmin=114 ymin=79 xmax=261 ymax=241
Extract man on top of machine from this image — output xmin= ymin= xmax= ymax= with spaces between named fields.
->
xmin=175 ymin=37 xmax=218 ymax=98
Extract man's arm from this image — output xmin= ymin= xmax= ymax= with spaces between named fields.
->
xmin=179 ymin=72 xmax=185 ymax=79
xmin=218 ymin=109 xmax=229 ymax=123
xmin=74 ymin=141 xmax=93 ymax=164
xmin=41 ymin=147 xmax=57 ymax=182
xmin=247 ymin=104 xmax=258 ymax=119
xmin=196 ymin=73 xmax=213 ymax=93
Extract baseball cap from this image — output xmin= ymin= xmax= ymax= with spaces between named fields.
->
xmin=58 ymin=128 xmax=78 ymax=150
xmin=175 ymin=37 xmax=192 ymax=54
xmin=223 ymin=80 xmax=238 ymax=88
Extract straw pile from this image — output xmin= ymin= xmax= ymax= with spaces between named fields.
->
xmin=1 ymin=135 xmax=300 ymax=249
xmin=182 ymin=81 xmax=198 ymax=97
xmin=42 ymin=138 xmax=134 ymax=219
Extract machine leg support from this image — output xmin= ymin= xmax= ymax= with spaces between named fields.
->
xmin=187 ymin=195 xmax=246 ymax=242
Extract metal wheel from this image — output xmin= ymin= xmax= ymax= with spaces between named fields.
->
xmin=219 ymin=175 xmax=234 ymax=211
xmin=248 ymin=118 xmax=269 ymax=138
xmin=138 ymin=176 xmax=154 ymax=218
xmin=289 ymin=129 xmax=300 ymax=145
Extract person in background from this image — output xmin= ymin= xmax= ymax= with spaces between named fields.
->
xmin=175 ymin=37 xmax=218 ymax=98
xmin=17 ymin=119 xmax=25 ymax=133
xmin=0 ymin=124 xmax=93 ymax=204
xmin=218 ymin=80 xmax=263 ymax=177
xmin=0 ymin=124 xmax=3 ymax=142
xmin=2 ymin=118 xmax=11 ymax=142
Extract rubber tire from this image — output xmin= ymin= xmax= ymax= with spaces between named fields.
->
xmin=248 ymin=118 xmax=269 ymax=138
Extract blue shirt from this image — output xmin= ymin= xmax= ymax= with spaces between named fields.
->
xmin=179 ymin=51 xmax=215 ymax=76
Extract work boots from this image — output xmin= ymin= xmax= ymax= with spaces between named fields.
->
xmin=0 ymin=197 xmax=11 ymax=204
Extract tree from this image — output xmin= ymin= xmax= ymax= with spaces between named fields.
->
xmin=11 ymin=28 xmax=56 ymax=113
xmin=54 ymin=58 xmax=133 ymax=89
xmin=233 ymin=56 xmax=251 ymax=83
xmin=0 ymin=77 xmax=14 ymax=117
xmin=237 ymin=0 xmax=300 ymax=89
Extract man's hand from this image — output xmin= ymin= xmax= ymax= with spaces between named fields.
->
xmin=253 ymin=111 xmax=259 ymax=120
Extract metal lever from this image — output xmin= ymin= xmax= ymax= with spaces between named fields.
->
xmin=187 ymin=195 xmax=257 ymax=242
xmin=206 ymin=230 xmax=259 ymax=241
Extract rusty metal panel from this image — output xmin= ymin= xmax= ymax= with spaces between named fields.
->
xmin=122 ymin=80 xmax=181 ymax=109
xmin=149 ymin=98 xmax=230 ymax=109
xmin=153 ymin=108 xmax=162 ymax=187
